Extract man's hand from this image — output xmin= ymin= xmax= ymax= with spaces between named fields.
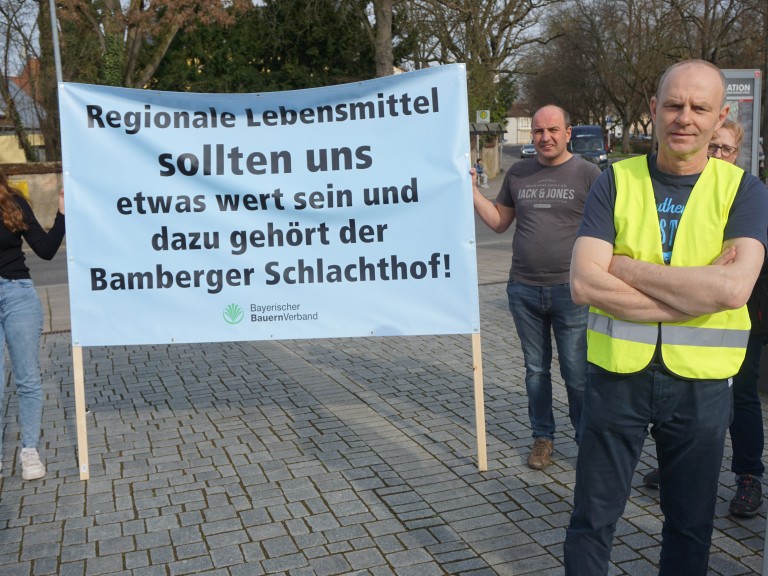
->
xmin=471 ymin=168 xmax=515 ymax=233
xmin=607 ymin=254 xmax=633 ymax=282
xmin=712 ymin=245 xmax=736 ymax=266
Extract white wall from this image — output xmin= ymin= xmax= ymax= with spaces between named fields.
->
xmin=504 ymin=116 xmax=532 ymax=145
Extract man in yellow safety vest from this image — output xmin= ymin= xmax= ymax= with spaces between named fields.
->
xmin=564 ymin=60 xmax=768 ymax=575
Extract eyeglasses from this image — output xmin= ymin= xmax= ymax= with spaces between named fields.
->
xmin=707 ymin=143 xmax=738 ymax=158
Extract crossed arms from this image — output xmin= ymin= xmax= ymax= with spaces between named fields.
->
xmin=570 ymin=236 xmax=765 ymax=322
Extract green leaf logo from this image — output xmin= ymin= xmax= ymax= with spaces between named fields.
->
xmin=223 ymin=304 xmax=244 ymax=324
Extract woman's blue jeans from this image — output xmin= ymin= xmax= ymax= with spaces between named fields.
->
xmin=564 ymin=368 xmax=732 ymax=576
xmin=506 ymin=280 xmax=588 ymax=443
xmin=0 ymin=278 xmax=44 ymax=460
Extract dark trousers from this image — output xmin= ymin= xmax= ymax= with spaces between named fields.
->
xmin=730 ymin=332 xmax=767 ymax=477
xmin=564 ymin=368 xmax=732 ymax=576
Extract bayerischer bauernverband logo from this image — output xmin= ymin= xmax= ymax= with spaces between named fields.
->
xmin=223 ymin=304 xmax=244 ymax=324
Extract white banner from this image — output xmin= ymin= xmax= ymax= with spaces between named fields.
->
xmin=59 ymin=64 xmax=480 ymax=346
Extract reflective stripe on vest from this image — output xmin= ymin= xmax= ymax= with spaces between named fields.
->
xmin=588 ymin=311 xmax=750 ymax=348
xmin=586 ymin=156 xmax=749 ymax=379
xmin=588 ymin=313 xmax=657 ymax=345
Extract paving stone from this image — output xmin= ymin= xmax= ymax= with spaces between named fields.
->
xmin=346 ymin=547 xmax=387 ymax=570
xmin=84 ymin=554 xmax=124 ymax=575
xmin=167 ymin=554 xmax=215 ymax=575
xmin=57 ymin=561 xmax=84 ymax=576
xmin=9 ymin=254 xmax=768 ymax=576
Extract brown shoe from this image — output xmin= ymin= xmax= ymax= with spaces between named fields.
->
xmin=527 ymin=437 xmax=554 ymax=470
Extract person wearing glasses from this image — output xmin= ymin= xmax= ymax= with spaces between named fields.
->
xmin=707 ymin=120 xmax=742 ymax=164
xmin=565 ymin=61 xmax=768 ymax=575
xmin=643 ymin=119 xmax=767 ymax=519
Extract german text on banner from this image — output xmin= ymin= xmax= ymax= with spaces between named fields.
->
xmin=59 ymin=64 xmax=480 ymax=346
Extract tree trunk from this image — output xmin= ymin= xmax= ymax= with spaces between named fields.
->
xmin=374 ymin=0 xmax=393 ymax=77
xmin=622 ymin=121 xmax=631 ymax=154
xmin=131 ymin=23 xmax=181 ymax=88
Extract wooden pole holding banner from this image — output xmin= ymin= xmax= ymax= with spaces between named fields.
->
xmin=48 ymin=0 xmax=91 ymax=480
xmin=46 ymin=0 xmax=90 ymax=480
xmin=472 ymin=332 xmax=487 ymax=471
xmin=72 ymin=346 xmax=90 ymax=480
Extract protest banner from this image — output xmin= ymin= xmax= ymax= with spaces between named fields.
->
xmin=59 ymin=64 xmax=480 ymax=347
xmin=59 ymin=64 xmax=486 ymax=479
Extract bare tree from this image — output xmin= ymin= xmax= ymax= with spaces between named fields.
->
xmin=666 ymin=0 xmax=755 ymax=62
xmin=666 ymin=0 xmax=767 ymax=154
xmin=520 ymin=0 xmax=674 ymax=152
xmin=396 ymin=1 xmax=441 ymax=70
xmin=0 ymin=0 xmax=40 ymax=161
xmin=571 ymin=0 xmax=674 ymax=151
xmin=405 ymin=0 xmax=564 ymax=121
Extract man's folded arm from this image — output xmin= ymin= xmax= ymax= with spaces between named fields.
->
xmin=570 ymin=236 xmax=694 ymax=322
xmin=607 ymin=237 xmax=764 ymax=317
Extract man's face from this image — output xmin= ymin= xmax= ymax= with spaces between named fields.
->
xmin=708 ymin=127 xmax=739 ymax=165
xmin=531 ymin=106 xmax=571 ymax=165
xmin=650 ymin=63 xmax=728 ymax=167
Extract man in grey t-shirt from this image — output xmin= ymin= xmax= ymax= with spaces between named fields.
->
xmin=473 ymin=104 xmax=601 ymax=469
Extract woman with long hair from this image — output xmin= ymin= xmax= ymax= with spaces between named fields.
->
xmin=0 ymin=172 xmax=64 ymax=480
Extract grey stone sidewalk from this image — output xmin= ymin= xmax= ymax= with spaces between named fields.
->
xmin=5 ymin=153 xmax=765 ymax=575
xmin=10 ymin=283 xmax=765 ymax=576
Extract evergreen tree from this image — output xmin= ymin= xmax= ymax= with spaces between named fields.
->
xmin=152 ymin=0 xmax=376 ymax=93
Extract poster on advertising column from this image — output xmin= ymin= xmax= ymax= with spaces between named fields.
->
xmin=59 ymin=64 xmax=480 ymax=346
xmin=722 ymin=69 xmax=762 ymax=177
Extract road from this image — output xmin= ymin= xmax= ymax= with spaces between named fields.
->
xmin=473 ymin=144 xmax=516 ymax=251
xmin=25 ymin=245 xmax=69 ymax=287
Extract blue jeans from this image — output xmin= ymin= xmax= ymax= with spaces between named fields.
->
xmin=0 ymin=278 xmax=44 ymax=460
xmin=730 ymin=331 xmax=766 ymax=477
xmin=564 ymin=369 xmax=732 ymax=576
xmin=506 ymin=280 xmax=587 ymax=442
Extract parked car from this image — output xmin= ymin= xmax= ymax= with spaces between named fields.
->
xmin=569 ymin=125 xmax=609 ymax=170
xmin=520 ymin=143 xmax=536 ymax=158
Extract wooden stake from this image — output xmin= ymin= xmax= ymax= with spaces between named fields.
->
xmin=472 ymin=332 xmax=487 ymax=471
xmin=72 ymin=345 xmax=90 ymax=480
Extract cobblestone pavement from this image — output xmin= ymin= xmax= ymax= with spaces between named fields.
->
xmin=4 ymin=154 xmax=765 ymax=575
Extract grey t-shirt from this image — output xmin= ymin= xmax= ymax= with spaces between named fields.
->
xmin=496 ymin=155 xmax=601 ymax=285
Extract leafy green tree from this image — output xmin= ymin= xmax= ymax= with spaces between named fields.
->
xmin=152 ymin=0 xmax=377 ymax=93
xmin=149 ymin=9 xmax=266 ymax=93
xmin=491 ymin=73 xmax=516 ymax=128
xmin=56 ymin=0 xmax=250 ymax=88
xmin=258 ymin=0 xmax=376 ymax=89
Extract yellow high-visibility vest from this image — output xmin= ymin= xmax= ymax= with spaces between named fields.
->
xmin=587 ymin=156 xmax=750 ymax=379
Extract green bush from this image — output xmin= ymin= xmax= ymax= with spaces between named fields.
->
xmin=630 ymin=140 xmax=653 ymax=154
